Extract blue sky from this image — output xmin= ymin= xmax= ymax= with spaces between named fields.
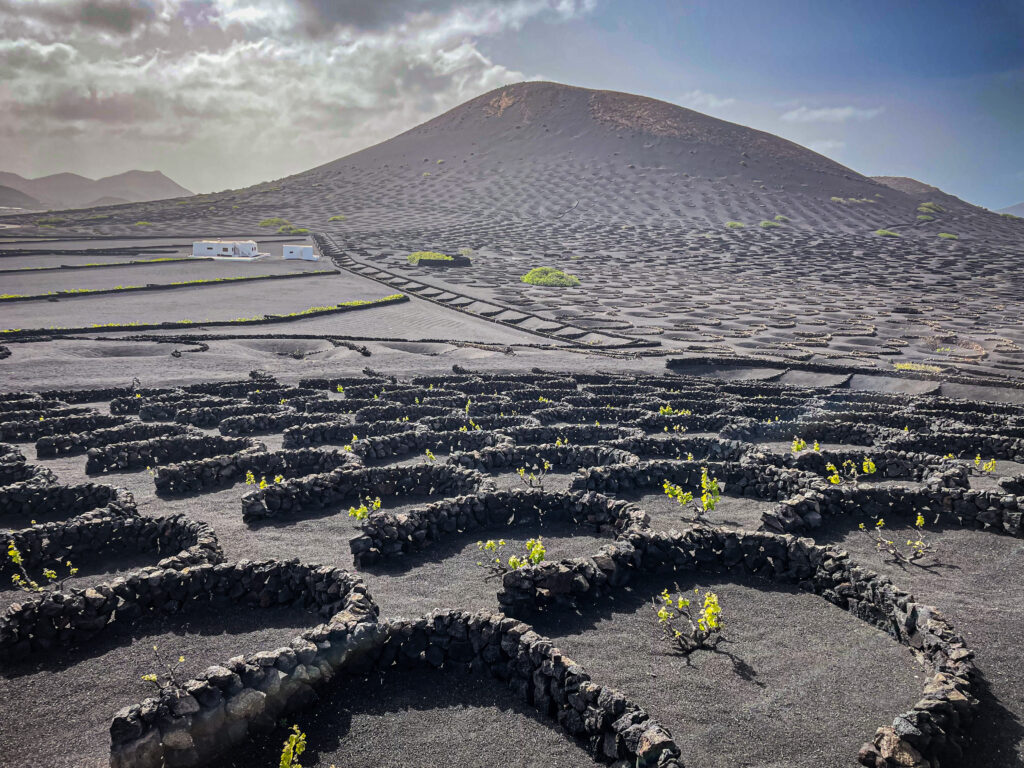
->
xmin=1 ymin=0 xmax=1020 ymax=208
xmin=482 ymin=0 xmax=1024 ymax=209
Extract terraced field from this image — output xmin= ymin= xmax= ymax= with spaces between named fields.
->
xmin=2 ymin=369 xmax=1023 ymax=768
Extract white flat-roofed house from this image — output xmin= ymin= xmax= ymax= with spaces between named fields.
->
xmin=191 ymin=240 xmax=263 ymax=259
xmin=283 ymin=244 xmax=318 ymax=261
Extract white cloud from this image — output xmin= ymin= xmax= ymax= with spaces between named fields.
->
xmin=0 ymin=0 xmax=594 ymax=191
xmin=780 ymin=105 xmax=883 ymax=123
xmin=677 ymin=89 xmax=736 ymax=111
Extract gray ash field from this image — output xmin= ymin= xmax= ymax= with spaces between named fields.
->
xmin=1 ymin=82 xmax=1023 ymax=768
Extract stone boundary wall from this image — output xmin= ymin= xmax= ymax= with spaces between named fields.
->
xmin=297 ymin=375 xmax=390 ymax=391
xmin=500 ymin=424 xmax=641 ymax=445
xmin=1 ymin=510 xmax=220 ymax=584
xmin=0 ymin=397 xmax=70 ymax=413
xmin=154 ymin=448 xmax=359 ymax=495
xmin=533 ymin=406 xmax=648 ymax=426
xmin=348 ymin=429 xmax=497 ymax=463
xmin=45 ymin=386 xmax=172 ymax=404
xmin=0 ymin=412 xmax=129 ymax=441
xmin=447 ymin=443 xmax=639 ymax=473
xmin=495 ymin=524 xmax=976 ymax=768
xmin=246 ymin=387 xmax=322 ymax=404
xmin=35 ymin=422 xmax=195 ymax=457
xmin=764 ymin=483 xmax=1024 ymax=537
xmin=357 ymin=611 xmax=682 ymax=767
xmin=0 ymin=454 xmax=56 ymax=486
xmin=139 ymin=397 xmax=232 ymax=421
xmin=300 ymin=397 xmax=380 ymax=414
xmin=281 ymin=418 xmax=414 ymax=448
xmin=86 ymin=435 xmax=258 ymax=474
xmin=421 ymin=414 xmax=539 ymax=432
xmin=110 ymin=392 xmax=202 ymax=415
xmin=609 ymin=435 xmax=748 ymax=461
xmin=0 ymin=405 xmax=92 ymax=422
xmin=350 ymin=489 xmax=647 ymax=566
xmin=0 ymin=480 xmax=132 ymax=521
xmin=354 ymin=403 xmax=456 ymax=423
xmin=173 ymin=404 xmax=291 ymax=429
xmin=894 ymin=430 xmax=1024 ymax=461
xmin=217 ymin=411 xmax=312 ymax=436
xmin=754 ymin=447 xmax=957 ymax=482
xmin=105 ymin=561 xmax=380 ymax=768
xmin=720 ymin=418 xmax=885 ymax=446
xmin=242 ymin=463 xmax=482 ymax=520
xmin=570 ymin=459 xmax=807 ymax=501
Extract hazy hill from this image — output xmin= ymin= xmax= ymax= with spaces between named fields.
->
xmin=0 ymin=170 xmax=192 ymax=210
xmin=998 ymin=202 xmax=1024 ymax=217
xmin=4 ymin=82 xmax=1020 ymax=241
xmin=0 ymin=184 xmax=43 ymax=210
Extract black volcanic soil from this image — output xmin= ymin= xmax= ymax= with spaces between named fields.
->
xmin=0 ymin=603 xmax=321 ymax=768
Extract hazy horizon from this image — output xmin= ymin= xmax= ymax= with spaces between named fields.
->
xmin=1 ymin=0 xmax=1021 ymax=209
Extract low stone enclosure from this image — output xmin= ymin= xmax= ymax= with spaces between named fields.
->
xmin=6 ymin=367 xmax=1024 ymax=767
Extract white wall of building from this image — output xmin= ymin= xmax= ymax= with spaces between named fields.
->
xmin=191 ymin=240 xmax=259 ymax=258
xmin=283 ymin=244 xmax=318 ymax=261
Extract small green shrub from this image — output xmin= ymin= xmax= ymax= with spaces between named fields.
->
xmin=277 ymin=225 xmax=309 ymax=235
xmin=520 ymin=267 xmax=580 ymax=287
xmin=1000 ymin=212 xmax=1020 ymax=220
xmin=476 ymin=537 xmax=546 ymax=577
xmin=917 ymin=214 xmax=934 ymax=221
xmin=35 ymin=216 xmax=64 ymax=225
xmin=859 ymin=514 xmax=935 ymax=566
xmin=259 ymin=217 xmax=289 ymax=227
xmin=874 ymin=229 xmax=901 ymax=237
xmin=328 ymin=215 xmax=346 ymax=221
xmin=725 ymin=221 xmax=745 ymax=229
xmin=773 ymin=214 xmax=789 ymax=222
xmin=759 ymin=220 xmax=781 ymax=228
xmin=407 ymin=251 xmax=453 ymax=265
xmin=893 ymin=361 xmax=941 ymax=373
xmin=134 ymin=221 xmax=154 ymax=227
xmin=655 ymin=585 xmax=724 ymax=655
xmin=279 ymin=725 xmax=307 ymax=768
xmin=937 ymin=232 xmax=958 ymax=239
xmin=917 ymin=202 xmax=943 ymax=214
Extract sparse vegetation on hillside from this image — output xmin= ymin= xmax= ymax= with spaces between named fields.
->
xmin=407 ymin=251 xmax=453 ymax=265
xmin=759 ymin=220 xmax=781 ymax=228
xmin=773 ymin=214 xmax=789 ymax=222
xmin=725 ymin=221 xmax=745 ymax=229
xmin=831 ymin=197 xmax=875 ymax=204
xmin=134 ymin=221 xmax=153 ymax=227
xmin=328 ymin=215 xmax=346 ymax=221
xmin=938 ymin=232 xmax=958 ymax=240
xmin=277 ymin=225 xmax=309 ymax=235
xmin=35 ymin=216 xmax=64 ymax=226
xmin=917 ymin=215 xmax=934 ymax=221
xmin=917 ymin=202 xmax=944 ymax=214
xmin=521 ymin=267 xmax=580 ymax=287
xmin=1000 ymin=212 xmax=1020 ymax=220
xmin=258 ymin=217 xmax=289 ymax=227
xmin=874 ymin=229 xmax=901 ymax=237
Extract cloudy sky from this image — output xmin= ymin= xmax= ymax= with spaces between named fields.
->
xmin=1 ymin=0 xmax=1021 ymax=208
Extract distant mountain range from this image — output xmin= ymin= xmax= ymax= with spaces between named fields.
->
xmin=0 ymin=170 xmax=192 ymax=210
xmin=998 ymin=202 xmax=1024 ymax=217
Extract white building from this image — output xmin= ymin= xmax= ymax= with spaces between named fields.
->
xmin=191 ymin=240 xmax=264 ymax=260
xmin=283 ymin=244 xmax=318 ymax=261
